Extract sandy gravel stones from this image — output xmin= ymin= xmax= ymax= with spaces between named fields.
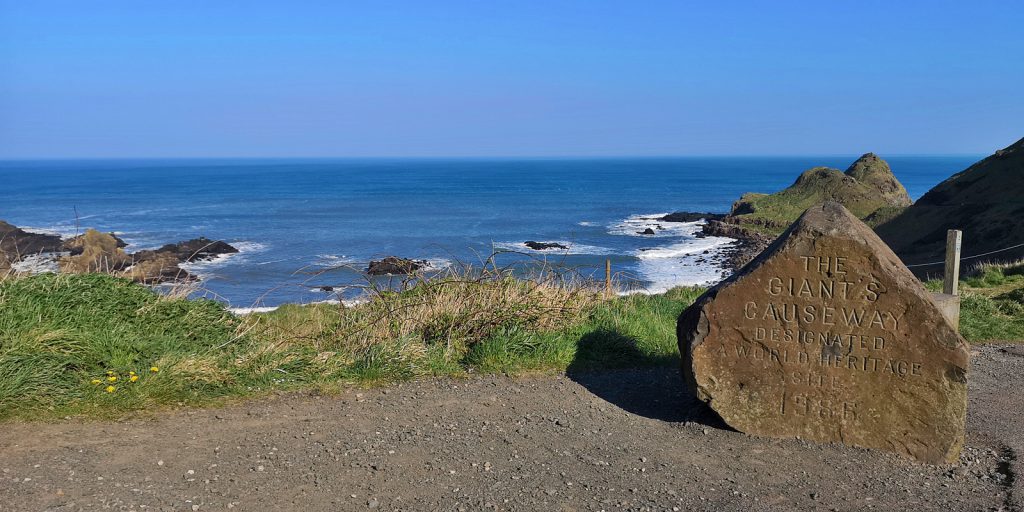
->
xmin=678 ymin=202 xmax=970 ymax=464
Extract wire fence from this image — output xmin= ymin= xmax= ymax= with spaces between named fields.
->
xmin=904 ymin=241 xmax=1024 ymax=268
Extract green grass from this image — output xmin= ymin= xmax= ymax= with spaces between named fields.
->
xmin=729 ymin=167 xmax=901 ymax=236
xmin=950 ymin=262 xmax=1024 ymax=342
xmin=0 ymin=273 xmax=242 ymax=419
xmin=2 ymin=263 xmax=1021 ymax=421
xmin=0 ymin=273 xmax=704 ymax=421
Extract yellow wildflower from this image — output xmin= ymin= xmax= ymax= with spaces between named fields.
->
xmin=150 ymin=366 xmax=160 ymax=373
xmin=107 ymin=376 xmax=117 ymax=382
xmin=105 ymin=386 xmax=115 ymax=393
xmin=129 ymin=371 xmax=136 ymax=376
xmin=130 ymin=375 xmax=139 ymax=382
xmin=90 ymin=379 xmax=102 ymax=385
xmin=106 ymin=370 xmax=115 ymax=376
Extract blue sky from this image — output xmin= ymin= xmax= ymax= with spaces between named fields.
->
xmin=0 ymin=1 xmax=1021 ymax=157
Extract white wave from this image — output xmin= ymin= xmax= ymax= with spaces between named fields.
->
xmin=599 ymin=211 xmax=737 ymax=292
xmin=633 ymin=241 xmax=736 ymax=294
xmin=314 ymin=254 xmax=354 ymax=268
xmin=254 ymin=258 xmax=292 ymax=266
xmin=228 ymin=306 xmax=280 ymax=315
xmin=313 ymin=297 xmax=368 ymax=307
xmin=634 ymin=235 xmax=734 ymax=259
xmin=577 ymin=221 xmax=597 ymax=227
xmin=232 ymin=241 xmax=268 ymax=253
xmin=179 ymin=240 xmax=266 ymax=278
xmin=424 ymin=257 xmax=453 ymax=270
xmin=10 ymin=254 xmax=60 ymax=274
xmin=18 ymin=225 xmax=80 ymax=238
xmin=493 ymin=241 xmax=615 ymax=256
xmin=229 ymin=297 xmax=367 ymax=316
xmin=607 ymin=213 xmax=703 ymax=238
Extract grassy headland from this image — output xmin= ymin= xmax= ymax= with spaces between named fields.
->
xmin=1 ymin=260 xmax=1022 ymax=421
xmin=717 ymin=153 xmax=911 ymax=237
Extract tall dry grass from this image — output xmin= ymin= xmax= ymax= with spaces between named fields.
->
xmin=242 ymin=257 xmax=607 ymax=365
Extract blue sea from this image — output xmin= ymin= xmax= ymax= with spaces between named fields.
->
xmin=0 ymin=156 xmax=978 ymax=311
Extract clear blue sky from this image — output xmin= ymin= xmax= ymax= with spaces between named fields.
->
xmin=1 ymin=1 xmax=1021 ymax=158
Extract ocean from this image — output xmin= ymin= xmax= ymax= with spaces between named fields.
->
xmin=0 ymin=156 xmax=979 ymax=311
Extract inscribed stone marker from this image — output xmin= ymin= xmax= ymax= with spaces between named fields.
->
xmin=678 ymin=202 xmax=969 ymax=464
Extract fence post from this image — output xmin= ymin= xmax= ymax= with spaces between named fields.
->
xmin=605 ymin=259 xmax=612 ymax=298
xmin=943 ymin=230 xmax=962 ymax=296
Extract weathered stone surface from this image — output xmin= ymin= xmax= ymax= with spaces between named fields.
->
xmin=678 ymin=202 xmax=969 ymax=464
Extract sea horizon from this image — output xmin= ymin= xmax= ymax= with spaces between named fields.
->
xmin=0 ymin=155 xmax=980 ymax=310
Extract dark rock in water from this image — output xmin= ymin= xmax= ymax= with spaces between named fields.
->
xmin=0 ymin=220 xmax=64 ymax=263
xmin=679 ymin=202 xmax=969 ymax=464
xmin=702 ymin=220 xmax=772 ymax=269
xmin=524 ymin=241 xmax=569 ymax=251
xmin=126 ymin=255 xmax=198 ymax=285
xmin=367 ymin=256 xmax=426 ymax=275
xmin=140 ymin=237 xmax=239 ymax=263
xmin=660 ymin=212 xmax=725 ymax=223
xmin=126 ymin=237 xmax=235 ymax=283
xmin=638 ymin=228 xmax=657 ymax=235
xmin=123 ymin=237 xmax=237 ymax=284
xmin=320 ymin=286 xmax=335 ymax=292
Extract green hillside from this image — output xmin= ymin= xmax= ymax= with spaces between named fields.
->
xmin=722 ymin=153 xmax=910 ymax=236
xmin=876 ymin=137 xmax=1024 ymax=267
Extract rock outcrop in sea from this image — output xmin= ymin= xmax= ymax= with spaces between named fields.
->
xmin=366 ymin=256 xmax=427 ymax=275
xmin=0 ymin=223 xmax=238 ymax=284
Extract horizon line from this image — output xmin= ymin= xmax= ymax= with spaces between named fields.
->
xmin=0 ymin=153 xmax=990 ymax=162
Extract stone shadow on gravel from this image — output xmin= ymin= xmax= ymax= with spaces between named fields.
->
xmin=565 ymin=329 xmax=728 ymax=429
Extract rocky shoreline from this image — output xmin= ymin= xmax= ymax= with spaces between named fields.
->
xmin=3 ymin=215 xmax=754 ymax=292
xmin=0 ymin=220 xmax=238 ymax=284
xmin=656 ymin=212 xmax=772 ymax=270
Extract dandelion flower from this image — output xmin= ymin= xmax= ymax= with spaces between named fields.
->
xmin=105 ymin=386 xmax=116 ymax=393
xmin=107 ymin=376 xmax=117 ymax=382
xmin=150 ymin=366 xmax=160 ymax=373
xmin=90 ymin=379 xmax=102 ymax=385
xmin=130 ymin=375 xmax=139 ymax=382
xmin=129 ymin=371 xmax=136 ymax=376
xmin=106 ymin=370 xmax=115 ymax=376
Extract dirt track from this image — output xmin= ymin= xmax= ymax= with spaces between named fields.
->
xmin=1 ymin=345 xmax=1021 ymax=512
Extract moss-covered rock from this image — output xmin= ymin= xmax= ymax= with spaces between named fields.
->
xmin=845 ymin=153 xmax=912 ymax=207
xmin=719 ymin=154 xmax=910 ymax=239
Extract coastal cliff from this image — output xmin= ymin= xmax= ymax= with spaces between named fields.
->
xmin=876 ymin=137 xmax=1024 ymax=267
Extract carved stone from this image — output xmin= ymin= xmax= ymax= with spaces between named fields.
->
xmin=678 ymin=202 xmax=969 ymax=464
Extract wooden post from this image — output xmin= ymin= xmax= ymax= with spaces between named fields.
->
xmin=605 ymin=259 xmax=612 ymax=298
xmin=943 ymin=230 xmax=962 ymax=296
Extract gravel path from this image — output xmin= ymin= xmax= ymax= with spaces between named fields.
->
xmin=1 ymin=345 xmax=1021 ymax=512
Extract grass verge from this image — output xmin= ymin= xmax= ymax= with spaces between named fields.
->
xmin=0 ymin=271 xmax=702 ymax=421
xmin=1 ymin=260 xmax=1021 ymax=421
xmin=950 ymin=261 xmax=1024 ymax=342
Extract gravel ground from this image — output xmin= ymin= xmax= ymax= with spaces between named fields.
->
xmin=1 ymin=344 xmax=1021 ymax=512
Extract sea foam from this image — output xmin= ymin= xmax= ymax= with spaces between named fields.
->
xmin=493 ymin=241 xmax=615 ymax=256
